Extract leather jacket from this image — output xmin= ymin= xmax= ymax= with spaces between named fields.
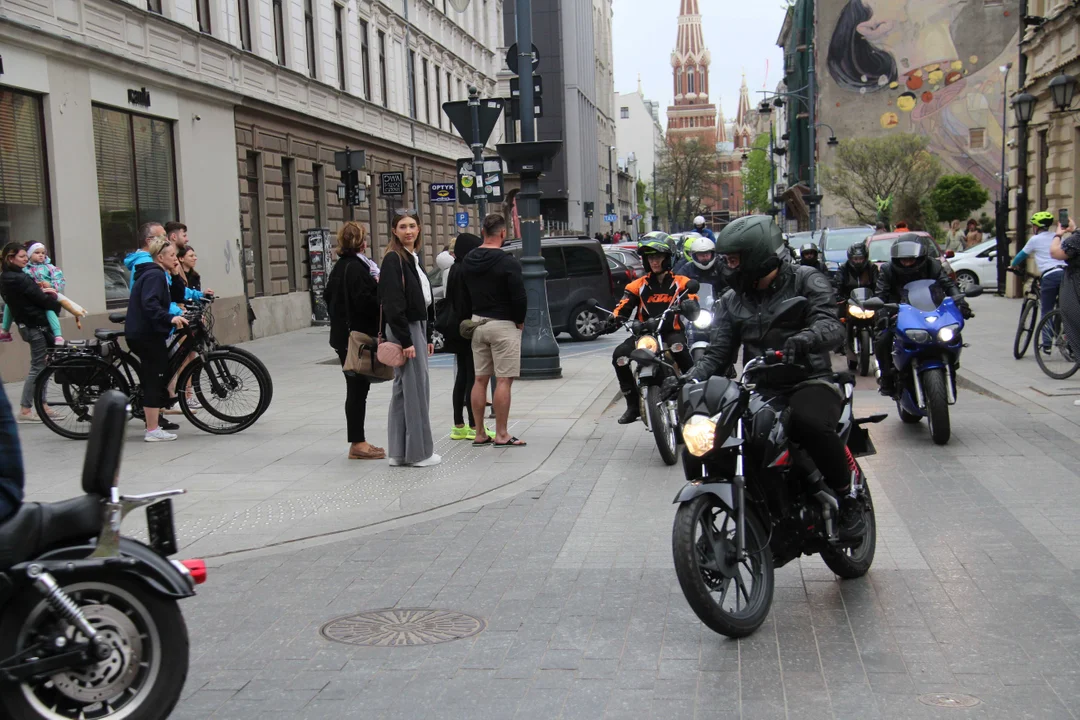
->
xmin=875 ymin=259 xmax=960 ymax=305
xmin=679 ymin=262 xmax=729 ymax=294
xmin=689 ymin=264 xmax=844 ymax=382
xmin=834 ymin=262 xmax=879 ymax=301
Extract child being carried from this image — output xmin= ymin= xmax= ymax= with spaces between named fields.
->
xmin=0 ymin=242 xmax=87 ymax=344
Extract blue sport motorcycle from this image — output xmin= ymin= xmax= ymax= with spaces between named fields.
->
xmin=863 ymin=279 xmax=982 ymax=446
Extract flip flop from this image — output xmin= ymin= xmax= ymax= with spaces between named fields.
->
xmin=494 ymin=437 xmax=527 ymax=448
xmin=472 ymin=437 xmax=494 ymax=447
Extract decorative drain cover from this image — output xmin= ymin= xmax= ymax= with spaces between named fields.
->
xmin=918 ymin=693 xmax=981 ymax=708
xmin=320 ymin=609 xmax=486 ymax=647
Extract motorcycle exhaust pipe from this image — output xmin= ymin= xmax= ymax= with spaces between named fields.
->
xmin=814 ymin=490 xmax=840 ymax=541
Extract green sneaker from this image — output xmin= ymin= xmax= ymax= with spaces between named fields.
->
xmin=450 ymin=425 xmax=471 ymax=441
xmin=463 ymin=426 xmax=496 ymax=441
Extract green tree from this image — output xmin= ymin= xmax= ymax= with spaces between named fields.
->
xmin=929 ymin=174 xmax=990 ymax=224
xmin=655 ymin=137 xmax=723 ymax=229
xmin=741 ymin=134 xmax=772 ymax=213
xmin=819 ymin=134 xmax=943 ymax=226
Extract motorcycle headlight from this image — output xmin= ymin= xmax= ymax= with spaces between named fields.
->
xmin=636 ymin=335 xmax=660 ymax=352
xmin=937 ymin=324 xmax=959 ymax=344
xmin=693 ymin=310 xmax=713 ymax=329
xmin=903 ymin=329 xmax=932 ymax=344
xmin=847 ymin=305 xmax=875 ymax=320
xmin=682 ymin=415 xmax=717 ymax=457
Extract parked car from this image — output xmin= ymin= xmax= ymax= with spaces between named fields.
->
xmin=605 ymin=247 xmax=645 ymax=275
xmin=866 ymin=231 xmax=957 ymax=280
xmin=502 ymin=236 xmax=618 ymax=341
xmin=606 ymin=254 xmax=638 ymax=296
xmin=820 ymin=226 xmax=875 ymax=275
xmin=948 ymin=239 xmax=998 ymax=292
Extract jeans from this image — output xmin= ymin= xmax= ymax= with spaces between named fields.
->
xmin=17 ymin=325 xmax=50 ymax=410
xmin=787 ymin=384 xmax=850 ymax=492
xmin=336 ymin=349 xmax=371 ymax=443
xmin=1040 ymin=269 xmax=1064 ymax=349
xmin=612 ymin=331 xmax=692 ymax=395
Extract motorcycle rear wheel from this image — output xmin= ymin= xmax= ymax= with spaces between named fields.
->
xmin=647 ymin=386 xmax=678 ymax=466
xmin=672 ymin=495 xmax=774 ymax=638
xmin=821 ymin=481 xmax=877 ymax=579
xmin=922 ymin=368 xmax=951 ymax=445
xmin=0 ymin=572 xmax=188 ymax=720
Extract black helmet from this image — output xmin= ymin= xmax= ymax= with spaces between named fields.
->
xmin=847 ymin=241 xmax=868 ymax=270
xmin=799 ymin=242 xmax=819 ymax=265
xmin=890 ymin=234 xmax=930 ymax=281
xmin=715 ymin=215 xmax=785 ymax=292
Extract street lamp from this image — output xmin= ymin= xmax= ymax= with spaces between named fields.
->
xmin=995 ymin=62 xmax=1012 ymax=296
xmin=1012 ymin=92 xmax=1037 ymax=124
xmin=1049 ymin=73 xmax=1078 ymax=112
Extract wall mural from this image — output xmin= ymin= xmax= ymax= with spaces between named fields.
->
xmin=826 ymin=0 xmax=1020 ymax=191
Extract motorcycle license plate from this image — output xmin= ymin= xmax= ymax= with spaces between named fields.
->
xmin=146 ymin=499 xmax=178 ymax=556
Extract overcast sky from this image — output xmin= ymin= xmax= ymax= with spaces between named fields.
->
xmin=612 ymin=0 xmax=789 ymax=129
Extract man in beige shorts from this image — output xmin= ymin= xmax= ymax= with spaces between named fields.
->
xmin=462 ymin=214 xmax=528 ymax=447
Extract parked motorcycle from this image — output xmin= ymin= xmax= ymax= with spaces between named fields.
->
xmin=0 ymin=390 xmax=205 ymax=719
xmin=666 ymin=297 xmax=885 ymax=639
xmin=864 ymin=279 xmax=982 ymax=446
xmin=844 ymin=288 xmax=877 ymax=377
xmin=591 ymin=281 xmax=700 ymax=466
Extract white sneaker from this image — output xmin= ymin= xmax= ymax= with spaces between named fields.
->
xmin=388 ymin=458 xmax=409 ymax=467
xmin=413 ymin=454 xmax=442 ymax=468
xmin=145 ymin=428 xmax=178 ymax=442
xmin=16 ymin=412 xmax=42 ymax=424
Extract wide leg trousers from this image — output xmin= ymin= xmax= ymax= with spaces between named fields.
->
xmin=386 ymin=321 xmax=434 ymax=464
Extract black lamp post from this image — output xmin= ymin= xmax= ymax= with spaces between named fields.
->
xmin=1049 ymin=73 xmax=1078 ymax=112
xmin=1011 ymin=90 xmax=1036 ymax=297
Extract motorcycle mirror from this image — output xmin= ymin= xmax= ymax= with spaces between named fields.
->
xmin=861 ymin=297 xmax=886 ymax=311
xmin=629 ymin=349 xmax=658 ymax=365
xmin=585 ymin=298 xmax=599 ymax=310
xmin=962 ymin=284 xmax=984 ymax=298
xmin=81 ymin=390 xmax=130 ymax=496
xmin=684 ymin=280 xmax=701 ymax=295
xmin=680 ymin=299 xmax=701 ymax=320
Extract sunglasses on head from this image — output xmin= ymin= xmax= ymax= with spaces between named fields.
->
xmin=393 ymin=208 xmax=418 ymax=216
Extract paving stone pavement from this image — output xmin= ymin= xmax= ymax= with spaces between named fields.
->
xmin=168 ymin=369 xmax=1080 ymax=720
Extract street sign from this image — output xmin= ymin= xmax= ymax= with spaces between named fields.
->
xmin=632 ymin=213 xmax=643 ymax=220
xmin=509 ymin=96 xmax=543 ymax=120
xmin=443 ymin=99 xmax=504 ymax=148
xmin=509 ymin=75 xmax=543 ymax=99
xmin=604 ymin=214 xmax=618 ymax=223
xmin=334 ymin=149 xmax=366 ymax=172
xmin=455 ymin=212 xmax=470 ymax=228
xmin=379 ymin=172 xmax=405 ymax=197
xmin=456 ymin=157 xmax=504 ymax=205
xmin=505 ymin=43 xmax=540 ymax=75
xmin=430 ymin=183 xmax=456 ymax=204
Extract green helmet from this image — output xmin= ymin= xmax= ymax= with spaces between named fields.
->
xmin=715 ymin=215 xmax=785 ymax=291
xmin=637 ymin=232 xmax=674 ymax=270
xmin=1031 ymin=211 xmax=1055 ymax=229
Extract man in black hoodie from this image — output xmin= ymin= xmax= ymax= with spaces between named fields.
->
xmin=462 ymin=214 xmax=528 ymax=447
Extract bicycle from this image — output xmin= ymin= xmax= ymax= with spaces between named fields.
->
xmin=1010 ymin=267 xmax=1042 ymax=359
xmin=1033 ymin=309 xmax=1080 ymax=380
xmin=34 ymin=298 xmax=271 ymax=439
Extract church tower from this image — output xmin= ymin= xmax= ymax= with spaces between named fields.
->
xmin=666 ymin=0 xmax=717 ymax=147
xmin=732 ymin=73 xmax=755 ymax=150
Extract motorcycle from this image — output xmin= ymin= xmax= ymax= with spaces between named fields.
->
xmin=0 ymin=390 xmax=205 ymax=719
xmin=591 ymin=280 xmax=700 ymax=466
xmin=687 ymin=282 xmax=715 ymax=363
xmin=664 ymin=297 xmax=885 ymax=639
xmin=864 ymin=279 xmax=982 ymax=446
xmin=843 ymin=287 xmax=877 ymax=377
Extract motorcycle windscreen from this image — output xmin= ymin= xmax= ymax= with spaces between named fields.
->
xmin=901 ymin=279 xmax=946 ymax=312
xmin=849 ymin=287 xmax=872 ymax=303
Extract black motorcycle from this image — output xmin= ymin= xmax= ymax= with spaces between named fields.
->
xmin=843 ymin=287 xmax=877 ymax=376
xmin=662 ymin=298 xmax=885 ymax=638
xmin=592 ymin=282 xmax=700 ymax=466
xmin=0 ymin=390 xmax=204 ymax=719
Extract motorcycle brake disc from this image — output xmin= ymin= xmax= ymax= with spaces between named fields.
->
xmin=50 ymin=604 xmax=143 ymax=704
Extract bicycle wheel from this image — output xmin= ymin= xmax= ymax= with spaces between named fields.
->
xmin=1013 ymin=298 xmax=1038 ymax=359
xmin=1033 ymin=310 xmax=1080 ymax=380
xmin=34 ymin=357 xmax=129 ymax=440
xmin=177 ymin=350 xmax=268 ymax=434
xmin=216 ymin=344 xmax=273 ymax=413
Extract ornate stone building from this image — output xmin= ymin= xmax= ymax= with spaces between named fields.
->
xmin=666 ymin=0 xmax=717 ymax=148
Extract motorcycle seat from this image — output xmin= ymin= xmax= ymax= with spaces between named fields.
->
xmin=0 ymin=495 xmax=102 ymax=571
xmin=94 ymin=329 xmax=124 ymax=341
xmin=108 ymin=312 xmax=127 ymax=324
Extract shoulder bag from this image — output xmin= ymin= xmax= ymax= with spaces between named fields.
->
xmin=340 ymin=260 xmax=394 ymax=381
xmin=375 ymin=260 xmax=407 ymax=368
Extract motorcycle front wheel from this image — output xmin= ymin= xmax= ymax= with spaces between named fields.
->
xmin=922 ymin=368 xmax=951 ymax=445
xmin=646 ymin=386 xmax=678 ymax=466
xmin=0 ymin=572 xmax=189 ymax=720
xmin=672 ymin=495 xmax=774 ymax=638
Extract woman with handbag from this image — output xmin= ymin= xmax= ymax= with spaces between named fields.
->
xmin=325 ymin=222 xmax=385 ymax=460
xmin=379 ymin=211 xmax=439 ymax=467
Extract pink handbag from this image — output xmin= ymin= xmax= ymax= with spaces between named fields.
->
xmin=375 ymin=306 xmax=407 ymax=367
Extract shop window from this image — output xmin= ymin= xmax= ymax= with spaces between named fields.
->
xmin=0 ymin=89 xmax=51 ymax=251
xmin=92 ymin=106 xmax=176 ymax=306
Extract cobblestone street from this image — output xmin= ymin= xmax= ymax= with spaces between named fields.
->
xmin=8 ymin=304 xmax=1080 ymax=719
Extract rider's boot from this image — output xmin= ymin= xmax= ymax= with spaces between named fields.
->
xmin=617 ymin=391 xmax=640 ymax=424
xmin=877 ymin=370 xmax=896 ymax=397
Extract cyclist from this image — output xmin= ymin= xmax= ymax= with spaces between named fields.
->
xmin=604 ymin=233 xmax=696 ymax=424
xmin=799 ymin=242 xmax=828 ymax=273
xmin=1011 ymin=211 xmax=1067 ymax=351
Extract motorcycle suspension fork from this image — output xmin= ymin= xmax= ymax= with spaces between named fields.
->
xmin=733 ymin=419 xmax=746 ymax=561
xmin=911 ymin=364 xmax=926 ymax=409
xmin=25 ymin=564 xmax=111 ymax=661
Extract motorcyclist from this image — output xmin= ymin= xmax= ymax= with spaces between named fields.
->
xmin=678 ymin=235 xmax=729 ymax=292
xmin=799 ymin=242 xmax=828 ymax=273
xmin=693 ymin=215 xmax=716 ymax=242
xmin=606 ymin=233 xmax=697 ymax=424
xmin=834 ymin=241 xmax=879 ymax=299
xmin=669 ymin=215 xmax=863 ymax=538
xmin=672 ymin=232 xmax=702 ymax=274
xmin=874 ymin=234 xmax=971 ymax=396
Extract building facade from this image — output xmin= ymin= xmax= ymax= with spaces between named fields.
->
xmin=615 ymin=80 xmax=664 ymax=232
xmin=0 ymin=0 xmax=503 ymax=378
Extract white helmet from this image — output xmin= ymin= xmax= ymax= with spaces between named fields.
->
xmin=688 ymin=236 xmax=717 ymax=270
xmin=693 ymin=215 xmax=706 ymax=228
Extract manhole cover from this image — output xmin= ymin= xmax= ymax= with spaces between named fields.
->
xmin=320 ymin=608 xmax=486 ymax=647
xmin=918 ymin=693 xmax=981 ymax=708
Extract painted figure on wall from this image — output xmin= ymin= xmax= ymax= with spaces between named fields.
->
xmin=826 ymin=0 xmax=1020 ymax=188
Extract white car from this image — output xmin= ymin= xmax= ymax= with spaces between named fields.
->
xmin=948 ymin=239 xmax=998 ymax=292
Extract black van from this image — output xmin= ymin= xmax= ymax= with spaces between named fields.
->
xmin=503 ymin=236 xmax=618 ymax=341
